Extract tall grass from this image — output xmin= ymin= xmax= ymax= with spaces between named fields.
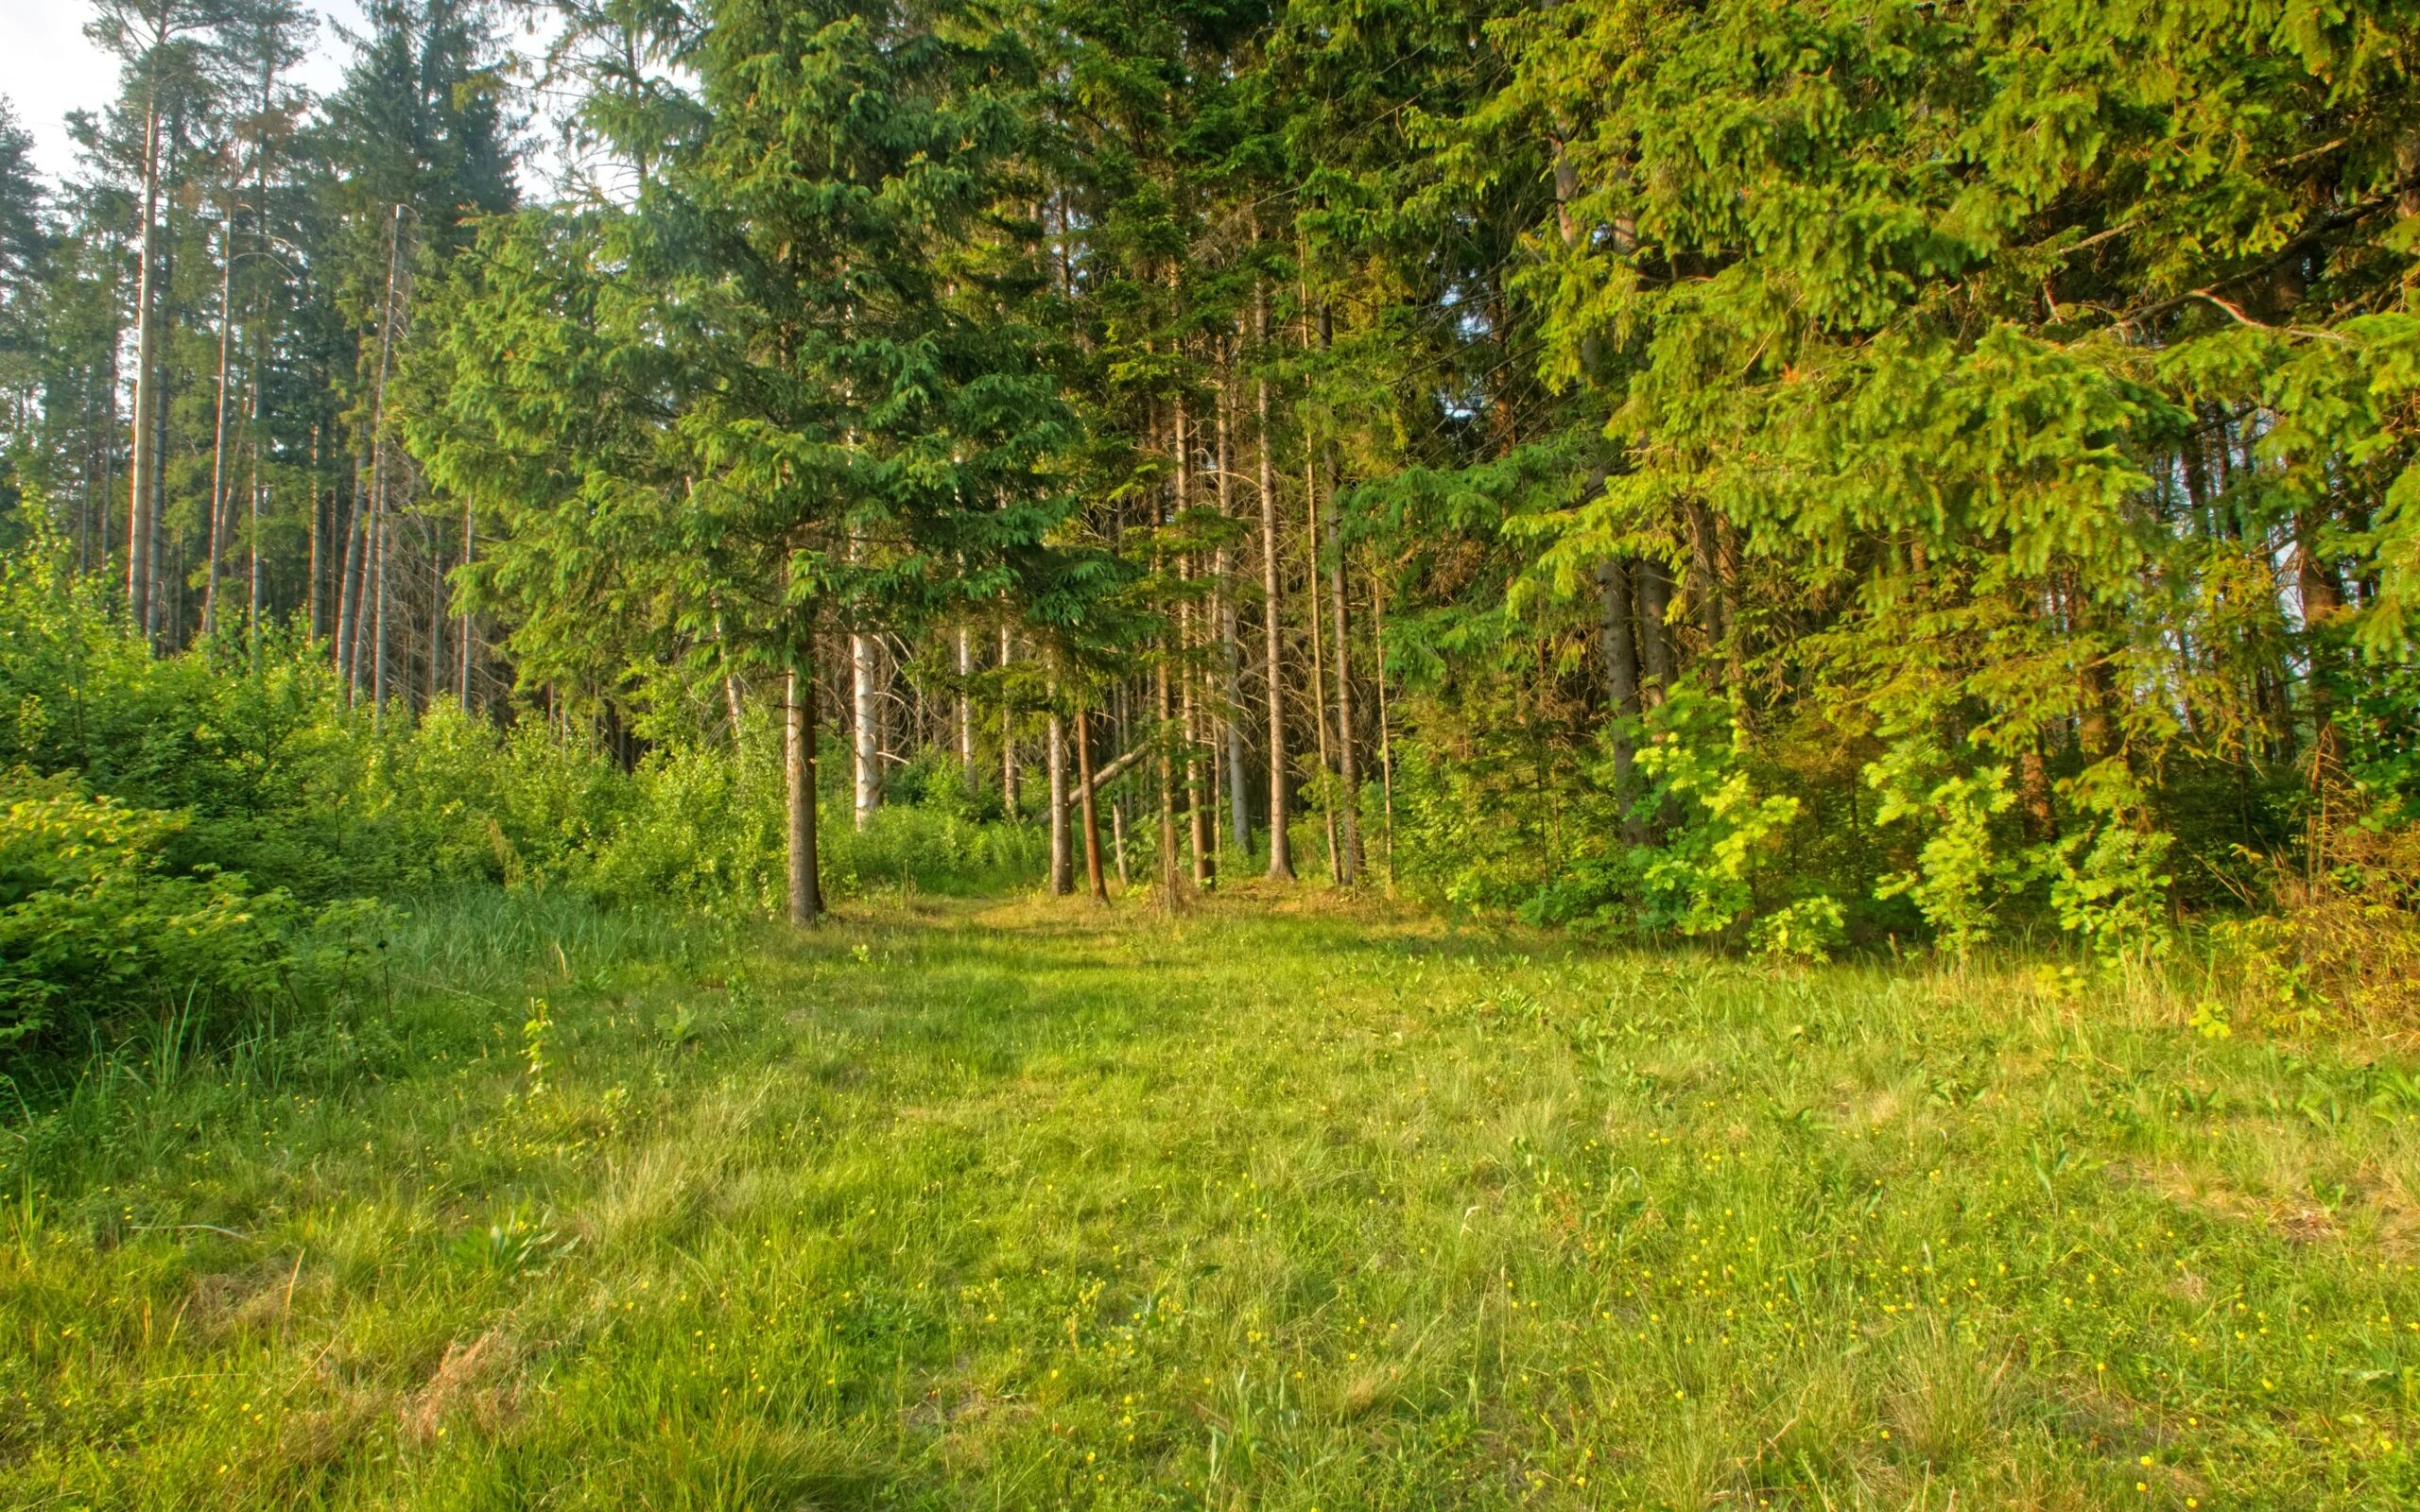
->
xmin=4 ymin=889 xmax=2415 ymax=1507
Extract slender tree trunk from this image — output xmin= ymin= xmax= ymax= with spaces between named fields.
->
xmin=372 ymin=499 xmax=389 ymax=713
xmin=246 ymin=437 xmax=262 ymax=655
xmin=459 ymin=504 xmax=475 ymax=712
xmin=203 ymin=207 xmax=234 ymax=641
xmin=852 ymin=629 xmax=880 ymax=829
xmin=999 ymin=626 xmax=1020 ymax=816
xmin=1319 ymin=304 xmax=1363 ymax=885
xmin=1372 ymin=554 xmax=1397 ymax=885
xmin=338 ymin=456 xmax=368 ymax=693
xmin=365 ymin=205 xmax=406 ymax=713
xmin=1255 ymin=280 xmax=1292 ymax=880
xmin=1217 ymin=367 xmax=1249 ymax=856
xmin=338 ymin=473 xmax=362 ymax=686
xmin=786 ymin=652 xmax=823 ymax=923
xmin=145 ymin=195 xmax=174 ymax=645
xmin=1112 ymin=788 xmax=1132 ymax=887
xmin=2296 ymin=507 xmax=2345 ymax=786
xmin=1157 ymin=649 xmax=1182 ymax=904
xmin=1305 ymin=439 xmax=1339 ymax=882
xmin=125 ymin=71 xmax=164 ymax=640
xmin=1048 ymin=679 xmax=1072 ymax=896
xmin=956 ymin=624 xmax=975 ymax=781
xmin=1077 ymin=703 xmax=1108 ymax=902
xmin=307 ymin=421 xmax=323 ymax=637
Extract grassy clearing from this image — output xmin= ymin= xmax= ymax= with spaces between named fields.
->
xmin=5 ymin=888 xmax=2419 ymax=1509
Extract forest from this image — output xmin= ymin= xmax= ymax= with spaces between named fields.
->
xmin=2 ymin=0 xmax=2419 ymax=1505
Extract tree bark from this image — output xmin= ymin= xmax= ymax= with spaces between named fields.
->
xmin=786 ymin=657 xmax=822 ymax=923
xmin=1047 ymin=674 xmax=1072 ymax=895
xmin=1217 ymin=365 xmax=1250 ymax=857
xmin=1319 ymin=300 xmax=1363 ymax=884
xmin=999 ymin=626 xmax=1019 ymax=816
xmin=1596 ymin=557 xmax=1643 ymax=840
xmin=124 ymin=52 xmax=164 ymax=641
xmin=2296 ymin=507 xmax=2346 ymax=785
xmin=203 ymin=206 xmax=234 ymax=641
xmin=956 ymin=623 xmax=975 ymax=780
xmin=852 ymin=629 xmax=880 ymax=829
xmin=1636 ymin=555 xmax=1675 ymax=700
xmin=1254 ymin=278 xmax=1293 ymax=880
xmin=1077 ymin=703 xmax=1108 ymax=902
xmin=1305 ymin=428 xmax=1340 ymax=882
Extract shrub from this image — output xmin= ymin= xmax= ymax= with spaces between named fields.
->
xmin=0 ymin=770 xmax=296 ymax=1052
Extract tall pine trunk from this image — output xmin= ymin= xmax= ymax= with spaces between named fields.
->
xmin=1216 ymin=368 xmax=1249 ymax=856
xmin=1255 ymin=279 xmax=1292 ymax=880
xmin=202 ymin=207 xmax=234 ymax=640
xmin=1319 ymin=305 xmax=1363 ymax=884
xmin=125 ymin=58 xmax=164 ymax=642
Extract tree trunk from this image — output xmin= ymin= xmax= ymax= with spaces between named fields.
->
xmin=371 ymin=498 xmax=389 ymax=713
xmin=2296 ymin=507 xmax=2345 ymax=786
xmin=145 ymin=188 xmax=175 ymax=645
xmin=1254 ymin=279 xmax=1293 ymax=880
xmin=306 ymin=421 xmax=323 ymax=638
xmin=1597 ymin=557 xmax=1644 ymax=840
xmin=1305 ymin=433 xmax=1340 ymax=882
xmin=999 ymin=626 xmax=1019 ymax=816
xmin=1048 ymin=679 xmax=1072 ymax=896
xmin=1217 ymin=369 xmax=1250 ymax=857
xmin=1636 ymin=555 xmax=1675 ymax=700
xmin=338 ymin=456 xmax=367 ymax=692
xmin=1686 ymin=498 xmax=1726 ymax=679
xmin=852 ymin=629 xmax=880 ymax=829
xmin=1372 ymin=555 xmax=1398 ymax=885
xmin=786 ymin=657 xmax=822 ymax=923
xmin=459 ymin=504 xmax=475 ymax=712
xmin=1320 ymin=301 xmax=1363 ymax=885
xmin=125 ymin=69 xmax=164 ymax=641
xmin=1077 ymin=703 xmax=1108 ymax=902
xmin=203 ymin=207 xmax=234 ymax=641
xmin=956 ymin=624 xmax=975 ymax=781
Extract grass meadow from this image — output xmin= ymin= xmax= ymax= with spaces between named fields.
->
xmin=5 ymin=885 xmax=2417 ymax=1508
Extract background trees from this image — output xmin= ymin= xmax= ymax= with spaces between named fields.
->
xmin=1 ymin=0 xmax=2414 ymax=950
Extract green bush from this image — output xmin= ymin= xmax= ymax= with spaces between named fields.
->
xmin=0 ymin=770 xmax=296 ymax=1052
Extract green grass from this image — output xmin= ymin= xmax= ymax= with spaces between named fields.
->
xmin=5 ymin=885 xmax=2419 ymax=1509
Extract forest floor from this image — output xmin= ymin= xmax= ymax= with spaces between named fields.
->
xmin=8 ymin=886 xmax=2420 ymax=1509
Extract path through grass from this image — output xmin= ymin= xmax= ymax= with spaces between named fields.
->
xmin=7 ymin=889 xmax=2419 ymax=1508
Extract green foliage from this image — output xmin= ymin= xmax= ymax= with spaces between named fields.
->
xmin=0 ymin=771 xmax=295 ymax=1052
xmin=1867 ymin=742 xmax=2020 ymax=959
xmin=1629 ymin=685 xmax=1804 ymax=940
xmin=2045 ymin=821 xmax=2175 ymax=965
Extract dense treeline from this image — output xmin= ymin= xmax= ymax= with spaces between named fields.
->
xmin=3 ymin=0 xmax=2418 ymax=1034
